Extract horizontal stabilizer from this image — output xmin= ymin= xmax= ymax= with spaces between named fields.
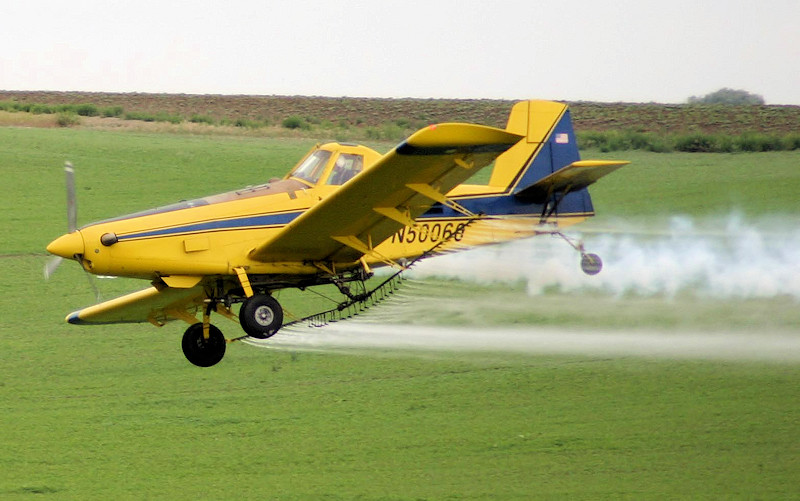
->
xmin=515 ymin=160 xmax=629 ymax=203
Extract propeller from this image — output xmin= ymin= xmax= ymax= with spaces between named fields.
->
xmin=65 ymin=161 xmax=77 ymax=233
xmin=44 ymin=161 xmax=101 ymax=301
xmin=44 ymin=162 xmax=76 ymax=279
xmin=43 ymin=252 xmax=64 ymax=280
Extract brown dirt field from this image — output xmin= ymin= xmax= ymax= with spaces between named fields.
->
xmin=1 ymin=90 xmax=798 ymax=135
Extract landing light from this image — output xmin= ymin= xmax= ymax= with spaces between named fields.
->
xmin=100 ymin=233 xmax=118 ymax=246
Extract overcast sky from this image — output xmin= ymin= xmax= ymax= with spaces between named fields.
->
xmin=2 ymin=0 xmax=799 ymax=104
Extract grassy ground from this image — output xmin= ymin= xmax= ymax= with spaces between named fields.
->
xmin=585 ymin=149 xmax=800 ymax=218
xmin=1 ymin=127 xmax=799 ymax=499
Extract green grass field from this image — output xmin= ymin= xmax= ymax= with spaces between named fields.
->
xmin=1 ymin=127 xmax=799 ymax=499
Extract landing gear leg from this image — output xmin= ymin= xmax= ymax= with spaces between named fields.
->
xmin=233 ymin=267 xmax=284 ymax=339
xmin=182 ymin=323 xmax=226 ymax=367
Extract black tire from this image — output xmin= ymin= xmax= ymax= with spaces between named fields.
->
xmin=580 ymin=253 xmax=603 ymax=276
xmin=182 ymin=323 xmax=226 ymax=367
xmin=239 ymin=294 xmax=283 ymax=339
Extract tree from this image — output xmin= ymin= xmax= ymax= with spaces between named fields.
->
xmin=688 ymin=88 xmax=765 ymax=105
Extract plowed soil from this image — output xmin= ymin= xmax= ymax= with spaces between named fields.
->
xmin=1 ymin=90 xmax=798 ymax=135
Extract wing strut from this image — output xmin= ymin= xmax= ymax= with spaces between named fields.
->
xmin=405 ymin=183 xmax=476 ymax=218
xmin=331 ymin=235 xmax=402 ymax=269
xmin=273 ymin=218 xmax=480 ymax=331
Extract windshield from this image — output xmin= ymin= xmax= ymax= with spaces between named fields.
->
xmin=327 ymin=154 xmax=364 ymax=185
xmin=290 ymin=150 xmax=332 ymax=184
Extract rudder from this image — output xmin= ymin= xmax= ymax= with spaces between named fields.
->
xmin=488 ymin=100 xmax=580 ymax=192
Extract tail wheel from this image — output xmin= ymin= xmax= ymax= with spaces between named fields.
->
xmin=239 ymin=294 xmax=283 ymax=339
xmin=580 ymin=253 xmax=603 ymax=276
xmin=182 ymin=323 xmax=226 ymax=367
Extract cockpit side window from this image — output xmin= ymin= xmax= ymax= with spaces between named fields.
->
xmin=290 ymin=150 xmax=332 ymax=184
xmin=326 ymin=154 xmax=364 ymax=185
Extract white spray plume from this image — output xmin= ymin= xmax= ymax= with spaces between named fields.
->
xmin=244 ymin=215 xmax=800 ymax=362
xmin=409 ymin=214 xmax=800 ymax=300
xmin=252 ymin=323 xmax=800 ymax=362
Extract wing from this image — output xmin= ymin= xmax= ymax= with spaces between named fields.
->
xmin=515 ymin=160 xmax=630 ymax=203
xmin=66 ymin=284 xmax=206 ymax=326
xmin=249 ymin=123 xmax=523 ymax=263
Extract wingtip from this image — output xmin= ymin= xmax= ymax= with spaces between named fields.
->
xmin=66 ymin=311 xmax=84 ymax=325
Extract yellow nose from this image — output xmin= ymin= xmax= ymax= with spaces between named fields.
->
xmin=47 ymin=231 xmax=84 ymax=259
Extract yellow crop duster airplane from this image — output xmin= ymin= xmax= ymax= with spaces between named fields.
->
xmin=47 ymin=100 xmax=627 ymax=367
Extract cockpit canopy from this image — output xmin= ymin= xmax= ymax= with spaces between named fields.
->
xmin=288 ymin=143 xmax=380 ymax=187
xmin=290 ymin=149 xmax=331 ymax=184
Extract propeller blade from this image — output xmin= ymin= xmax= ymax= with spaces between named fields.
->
xmin=65 ymin=161 xmax=77 ymax=233
xmin=46 ymin=161 xmax=103 ymax=301
xmin=44 ymin=161 xmax=78 ymax=281
xmin=44 ymin=256 xmax=63 ymax=280
xmin=86 ymin=272 xmax=102 ymax=302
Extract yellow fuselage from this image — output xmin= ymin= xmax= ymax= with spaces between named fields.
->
xmin=47 ymin=141 xmax=586 ymax=282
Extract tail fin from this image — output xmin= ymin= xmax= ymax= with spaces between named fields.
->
xmin=488 ymin=100 xmax=577 ymax=190
xmin=489 ymin=100 xmax=627 ymax=217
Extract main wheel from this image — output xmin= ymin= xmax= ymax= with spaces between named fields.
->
xmin=580 ymin=253 xmax=603 ymax=276
xmin=182 ymin=323 xmax=226 ymax=367
xmin=239 ymin=294 xmax=283 ymax=339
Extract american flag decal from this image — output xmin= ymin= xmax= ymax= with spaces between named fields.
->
xmin=555 ymin=133 xmax=569 ymax=144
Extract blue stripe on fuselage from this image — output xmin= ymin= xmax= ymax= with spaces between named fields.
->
xmin=117 ymin=211 xmax=304 ymax=241
xmin=118 ymin=192 xmax=591 ymax=242
xmin=420 ymin=188 xmax=594 ymax=220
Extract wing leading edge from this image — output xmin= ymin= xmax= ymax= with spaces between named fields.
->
xmin=66 ymin=284 xmax=206 ymax=326
xmin=249 ymin=123 xmax=523 ymax=264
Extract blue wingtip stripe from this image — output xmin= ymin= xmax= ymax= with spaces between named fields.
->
xmin=396 ymin=141 xmax=514 ymax=156
xmin=67 ymin=312 xmax=85 ymax=325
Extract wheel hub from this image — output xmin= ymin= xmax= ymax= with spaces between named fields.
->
xmin=254 ymin=305 xmax=275 ymax=326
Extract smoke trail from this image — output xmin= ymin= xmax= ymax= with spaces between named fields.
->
xmin=245 ymin=215 xmax=800 ymax=362
xmin=409 ymin=214 xmax=800 ymax=300
xmin=250 ymin=323 xmax=800 ymax=362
